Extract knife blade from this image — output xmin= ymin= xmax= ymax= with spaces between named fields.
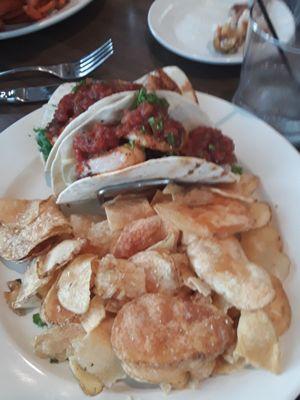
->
xmin=0 ymin=84 xmax=60 ymax=104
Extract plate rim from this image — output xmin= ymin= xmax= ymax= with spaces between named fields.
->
xmin=0 ymin=0 xmax=95 ymax=40
xmin=0 ymin=91 xmax=300 ymax=400
xmin=148 ymin=0 xmax=244 ymax=65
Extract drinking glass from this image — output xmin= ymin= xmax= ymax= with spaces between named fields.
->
xmin=233 ymin=0 xmax=300 ymax=146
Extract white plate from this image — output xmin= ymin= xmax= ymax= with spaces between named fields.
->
xmin=0 ymin=0 xmax=95 ymax=40
xmin=0 ymin=93 xmax=300 ymax=400
xmin=148 ymin=0 xmax=245 ymax=64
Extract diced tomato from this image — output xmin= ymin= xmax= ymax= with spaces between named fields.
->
xmin=45 ymin=79 xmax=141 ymax=143
xmin=73 ymin=124 xmax=119 ymax=161
xmin=182 ymin=127 xmax=236 ymax=165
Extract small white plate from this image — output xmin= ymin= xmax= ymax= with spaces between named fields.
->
xmin=0 ymin=0 xmax=95 ymax=40
xmin=148 ymin=0 xmax=245 ymax=64
xmin=0 ymin=92 xmax=300 ymax=399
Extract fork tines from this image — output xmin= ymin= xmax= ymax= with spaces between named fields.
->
xmin=76 ymin=38 xmax=114 ymax=78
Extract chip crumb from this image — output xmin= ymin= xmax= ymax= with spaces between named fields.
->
xmin=160 ymin=383 xmax=172 ymax=394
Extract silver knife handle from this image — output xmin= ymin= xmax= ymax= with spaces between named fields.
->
xmin=0 ymin=89 xmax=20 ymax=103
xmin=0 ymin=84 xmax=59 ymax=103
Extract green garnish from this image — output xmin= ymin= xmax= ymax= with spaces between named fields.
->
xmin=167 ymin=132 xmax=175 ymax=147
xmin=208 ymin=143 xmax=215 ymax=152
xmin=126 ymin=140 xmax=136 ymax=149
xmin=132 ymin=88 xmax=169 ymax=109
xmin=148 ymin=116 xmax=164 ymax=133
xmin=140 ymin=125 xmax=147 ymax=134
xmin=34 ymin=128 xmax=52 ymax=161
xmin=71 ymin=80 xmax=86 ymax=93
xmin=148 ymin=116 xmax=156 ymax=130
xmin=33 ymin=313 xmax=47 ymax=328
xmin=156 ymin=117 xmax=164 ymax=131
xmin=231 ymin=164 xmax=243 ymax=175
xmin=50 ymin=358 xmax=59 ymax=364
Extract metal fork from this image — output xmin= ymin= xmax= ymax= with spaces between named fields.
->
xmin=0 ymin=38 xmax=114 ymax=80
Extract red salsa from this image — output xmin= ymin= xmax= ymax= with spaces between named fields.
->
xmin=182 ymin=127 xmax=236 ymax=165
xmin=46 ymin=79 xmax=142 ymax=144
xmin=73 ymin=90 xmax=236 ymax=170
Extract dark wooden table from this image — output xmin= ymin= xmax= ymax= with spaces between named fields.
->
xmin=0 ymin=0 xmax=241 ymax=132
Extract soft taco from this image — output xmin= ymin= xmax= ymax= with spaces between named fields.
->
xmin=51 ymin=88 xmax=238 ymax=204
xmin=35 ymin=66 xmax=198 ymax=173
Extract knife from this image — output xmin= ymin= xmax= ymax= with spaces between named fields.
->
xmin=0 ymin=84 xmax=60 ymax=104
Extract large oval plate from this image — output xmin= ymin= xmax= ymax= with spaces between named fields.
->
xmin=0 ymin=92 xmax=299 ymax=400
xmin=0 ymin=0 xmax=95 ymax=40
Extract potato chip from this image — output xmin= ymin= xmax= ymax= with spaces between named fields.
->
xmin=162 ymin=183 xmax=185 ymax=197
xmin=13 ymin=258 xmax=51 ymax=310
xmin=69 ymin=356 xmax=103 ymax=396
xmin=94 ymin=254 xmax=146 ymax=299
xmin=88 ymin=220 xmax=119 ymax=257
xmin=264 ymin=275 xmax=291 ymax=336
xmin=130 ymin=250 xmax=182 ymax=294
xmin=80 ymin=295 xmax=106 ymax=333
xmin=70 ymin=215 xmax=118 ymax=258
xmin=113 ymin=215 xmax=166 ymax=258
xmin=4 ymin=279 xmax=24 ymax=315
xmin=34 ymin=323 xmax=85 ymax=362
xmin=0 ymin=198 xmax=40 ymax=226
xmin=104 ymin=195 xmax=155 ymax=232
xmin=211 ymin=292 xmax=232 ymax=313
xmin=155 ymin=199 xmax=253 ymax=238
xmin=148 ymin=220 xmax=180 ymax=252
xmin=70 ymin=214 xmax=103 ymax=238
xmin=184 ymin=277 xmax=211 ymax=297
xmin=234 ymin=310 xmax=281 ymax=373
xmin=248 ymin=202 xmax=271 ymax=229
xmin=58 ymin=254 xmax=96 ymax=314
xmin=241 ymin=224 xmax=290 ymax=281
xmin=187 ymin=236 xmax=275 ymax=310
xmin=217 ymin=173 xmax=259 ymax=197
xmin=72 ymin=319 xmax=125 ymax=387
xmin=37 ymin=238 xmax=86 ymax=278
xmin=213 ymin=356 xmax=245 ymax=376
xmin=41 ymin=279 xmax=76 ymax=326
xmin=172 ymin=187 xmax=215 ymax=207
xmin=151 ymin=190 xmax=172 ymax=206
xmin=0 ymin=197 xmax=71 ymax=261
xmin=209 ymin=187 xmax=254 ymax=203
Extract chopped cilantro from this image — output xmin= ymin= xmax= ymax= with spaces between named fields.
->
xmin=167 ymin=132 xmax=175 ymax=147
xmin=132 ymin=88 xmax=169 ymax=109
xmin=148 ymin=116 xmax=156 ymax=130
xmin=50 ymin=358 xmax=59 ymax=364
xmin=140 ymin=125 xmax=147 ymax=134
xmin=156 ymin=117 xmax=164 ymax=131
xmin=129 ymin=139 xmax=135 ymax=149
xmin=231 ymin=164 xmax=243 ymax=175
xmin=33 ymin=313 xmax=47 ymax=328
xmin=71 ymin=80 xmax=86 ymax=94
xmin=208 ymin=143 xmax=215 ymax=152
xmin=34 ymin=128 xmax=52 ymax=161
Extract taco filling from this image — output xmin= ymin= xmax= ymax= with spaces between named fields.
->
xmin=72 ymin=89 xmax=236 ymax=179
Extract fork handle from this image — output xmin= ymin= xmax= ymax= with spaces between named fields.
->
xmin=0 ymin=65 xmax=52 ymax=78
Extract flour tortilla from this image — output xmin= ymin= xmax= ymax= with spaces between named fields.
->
xmin=42 ymin=67 xmax=198 ymax=174
xmin=51 ymin=90 xmax=236 ymax=204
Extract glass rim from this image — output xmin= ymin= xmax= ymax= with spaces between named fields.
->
xmin=250 ymin=1 xmax=300 ymax=55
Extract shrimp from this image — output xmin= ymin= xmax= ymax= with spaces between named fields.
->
xmin=79 ymin=144 xmax=145 ymax=178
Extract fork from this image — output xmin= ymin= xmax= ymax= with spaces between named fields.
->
xmin=0 ymin=38 xmax=114 ymax=80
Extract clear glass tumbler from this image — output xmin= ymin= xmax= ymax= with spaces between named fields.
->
xmin=233 ymin=0 xmax=300 ymax=146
